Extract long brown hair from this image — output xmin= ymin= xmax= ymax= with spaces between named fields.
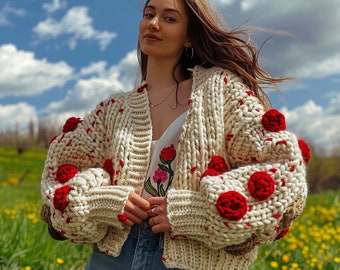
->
xmin=138 ymin=0 xmax=286 ymax=107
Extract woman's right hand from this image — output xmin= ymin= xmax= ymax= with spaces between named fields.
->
xmin=122 ymin=192 xmax=151 ymax=227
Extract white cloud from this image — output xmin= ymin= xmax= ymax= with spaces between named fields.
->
xmin=214 ymin=0 xmax=235 ymax=5
xmin=0 ymin=3 xmax=25 ymax=26
xmin=80 ymin=61 xmax=107 ymax=77
xmin=213 ymin=0 xmax=340 ymax=80
xmin=0 ymin=103 xmax=37 ymax=131
xmin=327 ymin=92 xmax=340 ymax=115
xmin=43 ymin=0 xmax=67 ymax=13
xmin=282 ymin=100 xmax=340 ymax=156
xmin=33 ymin=6 xmax=117 ymax=50
xmin=0 ymin=44 xmax=74 ymax=98
xmin=43 ymin=50 xmax=139 ymax=123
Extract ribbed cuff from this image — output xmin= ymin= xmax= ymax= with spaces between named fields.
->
xmin=87 ymin=186 xmax=134 ymax=227
xmin=167 ymin=189 xmax=209 ymax=237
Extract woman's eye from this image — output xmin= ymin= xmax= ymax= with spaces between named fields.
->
xmin=165 ymin=17 xmax=176 ymax=22
xmin=144 ymin=13 xmax=154 ymax=19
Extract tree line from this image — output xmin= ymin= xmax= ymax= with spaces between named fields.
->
xmin=0 ymin=118 xmax=60 ymax=152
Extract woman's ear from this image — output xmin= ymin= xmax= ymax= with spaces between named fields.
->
xmin=184 ymin=40 xmax=192 ymax=48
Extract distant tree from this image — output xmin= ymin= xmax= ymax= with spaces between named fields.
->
xmin=37 ymin=117 xmax=61 ymax=148
xmin=29 ymin=119 xmax=35 ymax=142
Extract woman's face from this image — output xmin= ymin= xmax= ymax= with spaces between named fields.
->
xmin=139 ymin=0 xmax=191 ymax=60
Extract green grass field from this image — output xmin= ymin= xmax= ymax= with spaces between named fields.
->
xmin=0 ymin=147 xmax=339 ymax=270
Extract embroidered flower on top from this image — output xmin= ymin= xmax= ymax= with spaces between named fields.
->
xmin=144 ymin=144 xmax=176 ymax=197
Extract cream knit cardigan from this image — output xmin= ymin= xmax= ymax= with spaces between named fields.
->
xmin=41 ymin=66 xmax=308 ymax=270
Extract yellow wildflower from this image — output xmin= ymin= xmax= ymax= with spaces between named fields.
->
xmin=269 ymin=261 xmax=279 ymax=268
xmin=56 ymin=258 xmax=64 ymax=264
xmin=282 ymin=254 xmax=290 ymax=263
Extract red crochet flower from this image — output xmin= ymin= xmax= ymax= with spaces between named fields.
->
xmin=208 ymin=155 xmax=229 ymax=173
xmin=62 ymin=117 xmax=83 ymax=133
xmin=200 ymin=169 xmax=220 ymax=179
xmin=160 ymin=144 xmax=176 ymax=163
xmin=216 ymin=191 xmax=248 ymax=221
xmin=275 ymin=227 xmax=290 ymax=241
xmin=262 ymin=109 xmax=286 ymax=132
xmin=103 ymin=159 xmax=115 ymax=179
xmin=55 ymin=164 xmax=78 ymax=184
xmin=248 ymin=171 xmax=275 ymax=201
xmin=53 ymin=185 xmax=74 ymax=213
xmin=298 ymin=139 xmax=311 ymax=163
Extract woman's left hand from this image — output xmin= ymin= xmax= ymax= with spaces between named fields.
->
xmin=147 ymin=196 xmax=171 ymax=233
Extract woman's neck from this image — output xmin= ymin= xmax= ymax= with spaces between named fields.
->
xmin=145 ymin=57 xmax=183 ymax=91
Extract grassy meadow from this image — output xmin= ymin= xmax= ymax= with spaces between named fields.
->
xmin=0 ymin=147 xmax=339 ymax=270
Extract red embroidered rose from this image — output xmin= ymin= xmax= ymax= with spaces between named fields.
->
xmin=153 ymin=168 xmax=168 ymax=183
xmin=216 ymin=191 xmax=248 ymax=221
xmin=200 ymin=169 xmax=220 ymax=179
xmin=298 ymin=139 xmax=311 ymax=163
xmin=208 ymin=155 xmax=229 ymax=173
xmin=53 ymin=185 xmax=74 ymax=213
xmin=275 ymin=227 xmax=290 ymax=241
xmin=160 ymin=144 xmax=176 ymax=163
xmin=103 ymin=159 xmax=115 ymax=179
xmin=62 ymin=117 xmax=83 ymax=133
xmin=55 ymin=164 xmax=78 ymax=184
xmin=248 ymin=171 xmax=275 ymax=201
xmin=262 ymin=109 xmax=286 ymax=132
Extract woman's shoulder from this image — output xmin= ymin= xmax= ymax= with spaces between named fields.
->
xmin=98 ymin=83 xmax=148 ymax=108
xmin=192 ymin=65 xmax=243 ymax=86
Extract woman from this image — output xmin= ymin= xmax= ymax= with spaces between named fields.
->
xmin=40 ymin=0 xmax=311 ymax=269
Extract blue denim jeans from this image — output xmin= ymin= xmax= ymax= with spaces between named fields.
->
xmin=85 ymin=222 xmax=178 ymax=270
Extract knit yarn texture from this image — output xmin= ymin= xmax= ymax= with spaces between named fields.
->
xmin=41 ymin=66 xmax=308 ymax=270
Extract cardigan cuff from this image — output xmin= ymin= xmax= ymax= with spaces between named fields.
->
xmin=87 ymin=186 xmax=134 ymax=227
xmin=167 ymin=189 xmax=210 ymax=238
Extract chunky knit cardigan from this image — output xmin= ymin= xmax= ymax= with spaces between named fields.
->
xmin=41 ymin=66 xmax=309 ymax=270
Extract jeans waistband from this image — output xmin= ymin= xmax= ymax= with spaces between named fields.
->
xmin=130 ymin=221 xmax=164 ymax=251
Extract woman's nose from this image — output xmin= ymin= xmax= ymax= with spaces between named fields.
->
xmin=148 ymin=17 xmax=159 ymax=31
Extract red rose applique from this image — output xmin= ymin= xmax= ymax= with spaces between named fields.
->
xmin=55 ymin=164 xmax=78 ymax=184
xmin=216 ymin=191 xmax=248 ymax=221
xmin=201 ymin=155 xmax=229 ymax=180
xmin=248 ymin=171 xmax=275 ymax=201
xmin=103 ymin=159 xmax=115 ymax=179
xmin=53 ymin=185 xmax=74 ymax=213
xmin=160 ymin=144 xmax=176 ymax=163
xmin=298 ymin=139 xmax=311 ymax=163
xmin=262 ymin=109 xmax=286 ymax=132
xmin=62 ymin=117 xmax=83 ymax=133
xmin=208 ymin=155 xmax=229 ymax=173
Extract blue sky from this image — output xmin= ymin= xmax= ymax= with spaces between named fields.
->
xmin=1 ymin=0 xmax=339 ymax=156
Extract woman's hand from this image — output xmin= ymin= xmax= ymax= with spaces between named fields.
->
xmin=122 ymin=192 xmax=151 ymax=227
xmin=147 ymin=196 xmax=171 ymax=233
